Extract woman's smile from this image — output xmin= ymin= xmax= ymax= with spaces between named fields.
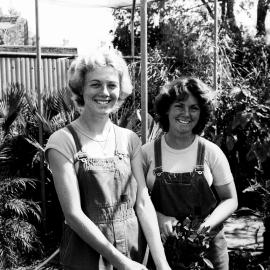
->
xmin=168 ymin=92 xmax=201 ymax=135
xmin=176 ymin=118 xmax=191 ymax=124
xmin=83 ymin=66 xmax=120 ymax=115
xmin=94 ymin=97 xmax=112 ymax=104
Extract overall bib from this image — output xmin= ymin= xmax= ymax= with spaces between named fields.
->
xmin=59 ymin=125 xmax=146 ymax=270
xmin=151 ymin=137 xmax=229 ymax=270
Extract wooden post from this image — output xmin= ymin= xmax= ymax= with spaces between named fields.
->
xmin=214 ymin=0 xmax=218 ymax=91
xmin=131 ymin=0 xmax=136 ymax=107
xmin=140 ymin=0 xmax=148 ymax=144
xmin=35 ymin=0 xmax=46 ymax=233
xmin=131 ymin=0 xmax=136 ymax=58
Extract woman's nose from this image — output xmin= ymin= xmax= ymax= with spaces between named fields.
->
xmin=100 ymin=84 xmax=109 ymax=95
xmin=182 ymin=107 xmax=190 ymax=116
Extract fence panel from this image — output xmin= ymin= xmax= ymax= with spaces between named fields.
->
xmin=0 ymin=57 xmax=73 ymax=97
xmin=0 ymin=46 xmax=77 ymax=98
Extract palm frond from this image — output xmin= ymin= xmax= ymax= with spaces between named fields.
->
xmin=0 ymin=84 xmax=26 ymax=137
xmin=2 ymin=218 xmax=42 ymax=264
xmin=24 ymin=136 xmax=45 ymax=152
xmin=0 ymin=177 xmax=37 ymax=194
xmin=25 ymin=88 xmax=76 ymax=142
xmin=0 ymin=135 xmax=39 ymax=177
xmin=0 ymin=138 xmax=18 ymax=176
xmin=4 ymin=198 xmax=38 ymax=219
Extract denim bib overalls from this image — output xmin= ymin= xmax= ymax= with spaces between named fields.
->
xmin=59 ymin=124 xmax=146 ymax=270
xmin=151 ymin=137 xmax=229 ymax=270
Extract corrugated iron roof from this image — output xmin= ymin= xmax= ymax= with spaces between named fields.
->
xmin=90 ymin=0 xmax=153 ymax=8
xmin=46 ymin=0 xmax=153 ymax=8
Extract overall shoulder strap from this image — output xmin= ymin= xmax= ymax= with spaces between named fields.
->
xmin=195 ymin=138 xmax=205 ymax=173
xmin=153 ymin=136 xmax=162 ymax=174
xmin=66 ymin=124 xmax=82 ymax=152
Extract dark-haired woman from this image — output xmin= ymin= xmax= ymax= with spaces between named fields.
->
xmin=142 ymin=77 xmax=238 ymax=270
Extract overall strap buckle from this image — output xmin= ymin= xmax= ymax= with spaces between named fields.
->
xmin=194 ymin=165 xmax=204 ymax=175
xmin=153 ymin=166 xmax=163 ymax=176
xmin=74 ymin=151 xmax=88 ymax=163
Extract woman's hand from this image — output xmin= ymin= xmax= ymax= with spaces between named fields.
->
xmin=197 ymin=220 xmax=211 ymax=234
xmin=118 ymin=257 xmax=148 ymax=270
xmin=156 ymin=212 xmax=178 ymax=242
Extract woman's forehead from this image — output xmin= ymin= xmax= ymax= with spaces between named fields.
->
xmin=174 ymin=92 xmax=199 ymax=103
xmin=85 ymin=66 xmax=119 ymax=81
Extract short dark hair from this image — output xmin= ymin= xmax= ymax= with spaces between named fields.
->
xmin=154 ymin=77 xmax=214 ymax=134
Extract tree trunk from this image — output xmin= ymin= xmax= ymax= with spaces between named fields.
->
xmin=256 ymin=0 xmax=270 ymax=36
xmin=226 ymin=0 xmax=241 ymax=39
xmin=221 ymin=0 xmax=227 ymax=23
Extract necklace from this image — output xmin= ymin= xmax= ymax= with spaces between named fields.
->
xmin=94 ymin=124 xmax=112 ymax=155
xmin=74 ymin=120 xmax=113 ymax=156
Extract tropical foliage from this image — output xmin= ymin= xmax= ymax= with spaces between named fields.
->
xmin=0 ymin=0 xmax=270 ymax=269
xmin=0 ymin=84 xmax=76 ymax=268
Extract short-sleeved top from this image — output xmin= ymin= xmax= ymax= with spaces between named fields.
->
xmin=141 ymin=135 xmax=233 ymax=191
xmin=45 ymin=121 xmax=141 ymax=165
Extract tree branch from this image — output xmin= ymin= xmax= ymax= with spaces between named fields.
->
xmin=200 ymin=0 xmax=214 ymax=19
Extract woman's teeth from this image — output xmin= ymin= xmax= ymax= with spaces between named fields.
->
xmin=178 ymin=119 xmax=190 ymax=124
xmin=96 ymin=100 xmax=110 ymax=104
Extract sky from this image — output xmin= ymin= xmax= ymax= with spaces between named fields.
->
xmin=0 ymin=0 xmax=116 ymax=54
xmin=0 ymin=0 xmax=269 ymax=52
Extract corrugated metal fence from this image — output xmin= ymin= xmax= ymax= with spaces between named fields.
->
xmin=0 ymin=46 xmax=77 ymax=98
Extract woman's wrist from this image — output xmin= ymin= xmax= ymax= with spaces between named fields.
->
xmin=153 ymin=250 xmax=171 ymax=270
xmin=155 ymin=259 xmax=171 ymax=270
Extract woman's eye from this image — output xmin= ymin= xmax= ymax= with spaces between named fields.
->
xmin=176 ymin=104 xmax=185 ymax=110
xmin=190 ymin=106 xmax=200 ymax=112
xmin=91 ymin=83 xmax=100 ymax=88
xmin=108 ymin=84 xmax=117 ymax=89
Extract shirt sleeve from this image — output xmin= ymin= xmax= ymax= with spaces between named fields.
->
xmin=141 ymin=142 xmax=152 ymax=175
xmin=128 ymin=130 xmax=142 ymax=161
xmin=141 ymin=141 xmax=156 ymax=189
xmin=205 ymin=140 xmax=234 ymax=186
xmin=44 ymin=127 xmax=76 ymax=164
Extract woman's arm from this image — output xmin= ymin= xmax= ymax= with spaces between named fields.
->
xmin=200 ymin=142 xmax=238 ymax=232
xmin=200 ymin=181 xmax=238 ymax=232
xmin=156 ymin=211 xmax=179 ymax=241
xmin=48 ymin=149 xmax=147 ymax=270
xmin=132 ymin=149 xmax=171 ymax=270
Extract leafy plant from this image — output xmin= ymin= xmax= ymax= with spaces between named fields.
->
xmin=0 ymin=177 xmax=42 ymax=269
xmin=0 ymin=85 xmax=77 ymax=268
xmin=164 ymin=217 xmax=214 ymax=270
xmin=204 ymin=82 xmax=270 ymax=210
xmin=229 ymin=249 xmax=270 ymax=270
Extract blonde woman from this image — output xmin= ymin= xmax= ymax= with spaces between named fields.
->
xmin=45 ymin=48 xmax=170 ymax=270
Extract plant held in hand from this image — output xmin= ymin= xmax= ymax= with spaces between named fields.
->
xmin=164 ymin=217 xmax=214 ymax=270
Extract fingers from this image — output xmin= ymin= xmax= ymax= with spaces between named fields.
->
xmin=160 ymin=217 xmax=179 ymax=239
xmin=160 ymin=232 xmax=167 ymax=243
xmin=171 ymin=218 xmax=178 ymax=228
xmin=197 ymin=222 xmax=211 ymax=234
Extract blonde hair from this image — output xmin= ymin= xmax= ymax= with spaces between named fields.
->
xmin=67 ymin=47 xmax=132 ymax=108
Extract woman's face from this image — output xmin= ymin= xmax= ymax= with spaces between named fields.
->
xmin=167 ymin=91 xmax=201 ymax=136
xmin=82 ymin=66 xmax=120 ymax=116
